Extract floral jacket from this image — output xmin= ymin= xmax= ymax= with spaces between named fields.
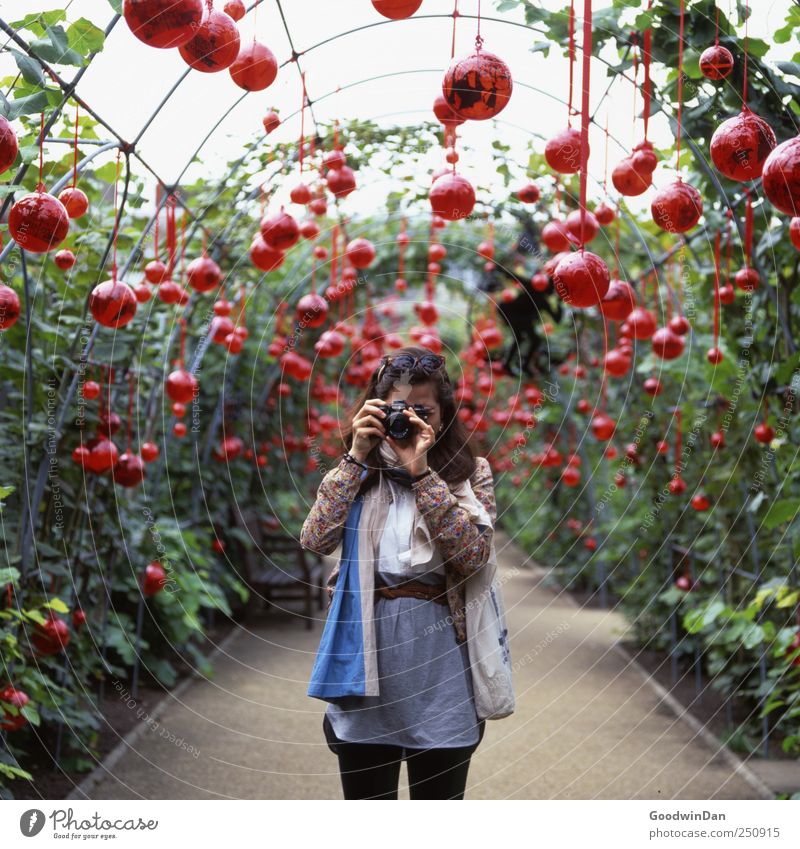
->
xmin=299 ymin=455 xmax=497 ymax=644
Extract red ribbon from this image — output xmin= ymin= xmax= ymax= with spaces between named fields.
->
xmin=568 ymin=0 xmax=576 ymax=125
xmin=578 ymin=0 xmax=592 ymax=250
xmin=676 ymin=0 xmax=685 ymax=172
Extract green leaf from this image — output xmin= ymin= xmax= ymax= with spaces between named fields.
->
xmin=0 ymin=90 xmax=50 ymax=120
xmin=777 ymin=61 xmax=800 ymax=79
xmin=29 ymin=25 xmax=84 ymax=66
xmin=106 ymin=0 xmax=123 ymax=13
xmin=8 ymin=49 xmax=45 ymax=87
xmin=0 ymin=567 xmax=21 ymax=584
xmin=43 ymin=597 xmax=69 ymax=614
xmin=20 ymin=704 xmax=41 ymax=727
xmin=763 ymin=498 xmax=800 ymax=530
xmin=67 ymin=18 xmax=106 ymax=56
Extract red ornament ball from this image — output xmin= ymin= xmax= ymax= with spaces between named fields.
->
xmin=643 ymin=377 xmax=662 ymax=396
xmin=0 ymin=685 xmax=30 ymax=731
xmin=651 ymin=180 xmax=703 ymax=233
xmin=651 ymin=326 xmax=685 ymax=360
xmin=31 ymin=612 xmax=70 ymax=655
xmin=612 ymin=157 xmax=652 ymax=196
xmin=144 ymin=259 xmax=169 ymax=283
xmin=262 ymin=110 xmax=280 ymax=134
xmin=442 ymin=51 xmax=512 ymax=121
xmin=113 ymin=452 xmax=146 ymax=488
xmin=82 ymin=380 xmax=101 ymax=400
xmin=429 ymin=172 xmax=475 ymax=221
xmin=699 ymin=43 xmax=734 ymax=80
xmin=250 ymin=235 xmax=285 ymax=272
xmin=531 ymin=272 xmax=550 ymax=293
xmin=290 ymin=182 xmax=312 ymax=205
xmin=591 ymin=413 xmax=616 ymax=441
xmin=628 ymin=306 xmax=657 ymax=340
xmin=326 ymin=165 xmax=357 ymax=198
xmin=179 ymin=8 xmax=240 ymax=72
xmin=54 ymin=249 xmax=76 ymax=270
xmin=553 ymin=250 xmax=610 ymax=308
xmin=565 ymin=209 xmax=599 ymax=244
xmin=707 ymin=346 xmax=723 ymax=364
xmin=261 ymin=209 xmax=299 ymax=250
xmin=0 ymin=115 xmax=19 ymax=174
xmin=123 ymin=0 xmax=203 ymax=49
xmin=517 ymin=183 xmax=540 ymax=204
xmin=599 ymin=279 xmax=636 ymax=321
xmin=719 ymin=283 xmax=736 ymax=305
xmin=58 ymin=187 xmax=89 ymax=219
xmin=166 ymin=368 xmax=198 ymax=404
xmin=709 ymin=108 xmax=776 ymax=182
xmin=790 ymin=217 xmax=800 ymax=251
xmin=541 ymin=220 xmax=570 ymax=253
xmin=296 ymin=293 xmax=328 ymax=328
xmin=299 ymin=218 xmax=320 ymax=240
xmin=141 ymin=441 xmax=160 ymax=463
xmin=735 ymin=266 xmax=760 ymax=292
xmin=0 ymin=285 xmax=21 ymax=331
xmin=224 ymin=0 xmax=245 ymax=21
xmin=143 ymin=561 xmax=168 ymax=596
xmin=229 ymin=40 xmax=278 ymax=91
xmin=545 ymin=127 xmax=585 ymax=175
xmin=8 ymin=190 xmax=69 ymax=253
xmin=669 ymin=314 xmax=691 ymax=336
xmin=594 ymin=201 xmax=616 ymax=226
xmin=187 ymin=254 xmax=222 ymax=292
xmin=604 ymin=349 xmax=631 ymax=378
xmin=89 ymin=279 xmax=137 ymax=328
xmin=691 ymin=493 xmax=711 ymax=511
xmin=372 ymin=0 xmax=423 ymax=18
xmin=754 ymin=422 xmax=774 ymax=444
xmin=762 ymin=136 xmax=800 ymax=216
xmin=345 ymin=237 xmax=376 ymax=269
xmin=669 ymin=476 xmax=687 ymax=495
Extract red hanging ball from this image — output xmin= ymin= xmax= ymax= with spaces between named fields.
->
xmin=214 ymin=298 xmax=232 ymax=316
xmin=296 ymin=293 xmax=328 ymax=328
xmin=98 ymin=408 xmax=122 ymax=436
xmin=553 ymin=251 xmax=610 ymax=308
xmin=541 ymin=220 xmax=571 ymax=253
xmin=187 ymin=254 xmax=222 ymax=292
xmin=699 ymin=43 xmax=734 ymax=80
xmin=735 ymin=266 xmax=760 ymax=291
xmin=651 ymin=326 xmax=685 ymax=360
xmin=709 ymin=108 xmax=776 ymax=182
xmin=762 ymin=136 xmax=800 ymax=216
xmin=651 ymin=180 xmax=703 ymax=233
xmin=224 ymin=0 xmax=245 ymax=21
xmin=790 ymin=217 xmax=800 ymax=250
xmin=0 ymin=686 xmax=30 ymax=731
xmin=372 ymin=0 xmax=423 ymax=18
xmin=627 ymin=306 xmax=657 ymax=340
xmin=324 ymin=150 xmax=347 ymax=173
xmin=174 ymin=421 xmax=187 ymax=437
xmin=179 ymin=8 xmax=240 ymax=72
xmin=754 ymin=422 xmax=774 ymax=444
xmin=326 ymin=165 xmax=357 ymax=197
xmin=442 ymin=51 xmax=513 ymax=121
xmin=229 ymin=40 xmax=278 ymax=91
xmin=632 ymin=140 xmax=658 ymax=175
xmin=8 ymin=190 xmax=69 ymax=253
xmin=669 ymin=476 xmax=687 ymax=495
xmin=710 ymin=430 xmax=725 ymax=449
xmin=345 ymin=238 xmax=376 ymax=269
xmin=261 ymin=208 xmax=299 ymax=250
xmin=432 ymin=94 xmax=465 ymax=130
xmin=561 ymin=466 xmax=581 ymax=487
xmin=31 ymin=612 xmax=70 ymax=655
xmin=82 ymin=380 xmax=101 ymax=400
xmin=0 ymin=115 xmax=19 ymax=174
xmin=262 ymin=110 xmax=280 ymax=134
xmin=691 ymin=493 xmax=711 ymax=511
xmin=123 ymin=0 xmax=203 ymax=48
xmin=599 ymin=279 xmax=636 ymax=321
xmin=141 ymin=441 xmax=159 ymax=462
xmin=545 ymin=127 xmax=585 ymax=175
xmin=144 ymin=258 xmax=169 ymax=283
xmin=250 ymin=236 xmax=285 ymax=272
xmin=643 ymin=377 xmax=662 ymax=396
xmin=594 ymin=201 xmax=616 ymax=226
xmin=89 ymin=437 xmax=119 ymax=473
xmin=591 ymin=413 xmax=616 ymax=441
xmin=89 ymin=279 xmax=137 ymax=328
xmin=290 ymin=183 xmax=312 ymax=205
xmin=113 ymin=452 xmax=146 ymax=488
xmin=143 ymin=561 xmax=168 ymax=596
xmin=719 ymin=282 xmax=736 ymax=304
xmin=429 ymin=172 xmax=475 ymax=220
xmin=299 ymin=219 xmax=320 ymax=240
xmin=58 ymin=187 xmax=89 ymax=219
xmin=516 ymin=183 xmax=540 ymax=204
xmin=308 ymin=196 xmax=328 ymax=216
xmin=565 ymin=209 xmax=599 ymax=244
xmin=54 ymin=249 xmax=76 ymax=270
xmin=157 ymin=280 xmax=182 ymax=304
xmin=415 ymin=300 xmax=439 ymax=325
xmin=166 ymin=368 xmax=198 ymax=404
xmin=0 ymin=284 xmax=21 ymax=331
xmin=707 ymin=346 xmax=723 ymax=364
xmin=531 ymin=272 xmax=550 ymax=293
xmin=211 ymin=315 xmax=234 ymax=343
xmin=604 ymin=349 xmax=631 ymax=377
xmin=668 ymin=315 xmax=690 ymax=336
xmin=612 ymin=157 xmax=652 ymax=196
xmin=172 ymin=402 xmax=187 ymax=418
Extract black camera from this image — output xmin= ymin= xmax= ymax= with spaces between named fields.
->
xmin=377 ymin=400 xmax=429 ymax=441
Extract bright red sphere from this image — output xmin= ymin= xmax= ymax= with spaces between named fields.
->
xmin=0 ymin=115 xmax=19 ymax=174
xmin=594 ymin=201 xmax=616 ymax=225
xmin=345 ymin=238 xmax=376 ymax=269
xmin=54 ymin=249 xmax=76 ymax=270
xmin=604 ymin=349 xmax=631 ymax=377
xmin=144 ymin=259 xmax=169 ymax=283
xmin=612 ymin=157 xmax=652 ymax=196
xmin=0 ymin=685 xmax=30 ymax=731
xmin=31 ymin=612 xmax=70 ymax=655
xmin=58 ymin=186 xmax=89 ymax=219
xmin=545 ymin=127 xmax=585 ymax=174
xmin=296 ymin=293 xmax=328 ymax=328
xmin=442 ymin=51 xmax=512 ymax=121
xmin=123 ymin=0 xmax=203 ymax=48
xmin=517 ymin=183 xmax=540 ymax=204
xmin=143 ymin=561 xmax=168 ymax=596
xmin=699 ymin=43 xmax=734 ymax=80
xmin=643 ymin=377 xmax=662 ymax=396
xmin=290 ymin=182 xmax=312 ymax=205
xmin=250 ymin=236 xmax=285 ymax=272
xmin=599 ymin=279 xmax=636 ymax=321
xmin=707 ymin=346 xmax=723 ymax=364
xmin=0 ymin=285 xmax=21 ymax=331
xmin=565 ymin=209 xmax=599 ymax=244
xmin=541 ymin=220 xmax=571 ymax=253
xmin=326 ymin=165 xmax=357 ymax=197
xmin=166 ymin=368 xmax=198 ymax=404
xmin=262 ymin=110 xmax=280 ymax=134
xmin=790 ymin=217 xmax=800 ymax=250
xmin=141 ymin=441 xmax=160 ymax=463
xmin=261 ymin=209 xmax=299 ymax=250
xmin=627 ymin=306 xmax=657 ymax=340
xmin=710 ymin=108 xmax=776 ymax=182
xmin=372 ymin=0 xmax=423 ymax=18
xmin=669 ymin=314 xmax=691 ymax=335
xmin=651 ymin=180 xmax=703 ymax=233
xmin=89 ymin=279 xmax=137 ymax=328
xmin=179 ymin=8 xmax=240 ymax=72
xmin=719 ymin=283 xmax=736 ymax=305
xmin=187 ymin=254 xmax=222 ymax=292
xmin=553 ymin=250 xmax=610 ymax=308
xmin=224 ymin=0 xmax=245 ymax=21
xmin=651 ymin=326 xmax=685 ymax=360
xmin=8 ymin=190 xmax=69 ymax=253
xmin=229 ymin=40 xmax=278 ymax=91
xmin=762 ymin=136 xmax=800 ymax=216
xmin=591 ymin=413 xmax=616 ymax=441
xmin=754 ymin=422 xmax=774 ymax=444
xmin=113 ymin=452 xmax=146 ymax=488
xmin=430 ymin=172 xmax=475 ymax=220
xmin=735 ymin=266 xmax=760 ymax=291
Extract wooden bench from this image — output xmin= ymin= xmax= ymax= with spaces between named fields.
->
xmin=230 ymin=507 xmax=326 ymax=628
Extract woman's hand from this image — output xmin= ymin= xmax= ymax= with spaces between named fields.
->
xmin=349 ymin=398 xmax=387 ymax=462
xmin=386 ymin=407 xmax=436 ymax=477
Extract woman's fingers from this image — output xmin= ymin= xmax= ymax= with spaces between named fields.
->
xmin=355 ymin=414 xmax=385 ymax=432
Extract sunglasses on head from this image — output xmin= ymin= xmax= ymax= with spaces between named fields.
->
xmin=377 ymin=353 xmax=445 ymax=381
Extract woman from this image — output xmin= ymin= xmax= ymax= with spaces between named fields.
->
xmin=300 ymin=346 xmax=499 ymax=800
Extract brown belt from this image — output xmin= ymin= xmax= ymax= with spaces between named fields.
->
xmin=374 ymin=579 xmax=449 ymax=605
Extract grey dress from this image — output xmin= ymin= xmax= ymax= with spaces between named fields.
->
xmin=325 ymin=479 xmax=482 ymax=750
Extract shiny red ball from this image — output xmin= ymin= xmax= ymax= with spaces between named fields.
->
xmin=517 ymin=183 xmax=540 ymax=204
xmin=54 ymin=249 xmax=76 ymax=270
xmin=372 ymin=0 xmax=423 ymax=18
xmin=710 ymin=108 xmax=776 ymax=182
xmin=187 ymin=254 xmax=222 ymax=292
xmin=699 ymin=44 xmax=734 ymax=80
xmin=250 ymin=236 xmax=285 ymax=272
xmin=762 ymin=136 xmax=800 ymax=216
xmin=612 ymin=157 xmax=652 ymax=196
xmin=541 ymin=220 xmax=570 ymax=253
xmin=0 ymin=115 xmax=19 ymax=174
xmin=430 ymin=172 xmax=476 ymax=220
xmin=600 ymin=279 xmax=636 ymax=321
xmin=229 ymin=40 xmax=278 ymax=91
xmin=179 ymin=8 xmax=240 ymax=72
xmin=58 ymin=187 xmax=89 ymax=219
xmin=545 ymin=127 xmax=585 ymax=174
xmin=296 ymin=293 xmax=328 ymax=328
xmin=166 ymin=368 xmax=198 ymax=404
xmin=442 ymin=51 xmax=513 ymax=121
xmin=144 ymin=259 xmax=169 ymax=283
xmin=594 ymin=201 xmax=616 ymax=226
xmin=651 ymin=326 xmax=685 ymax=360
xmin=735 ymin=266 xmax=760 ymax=291
xmin=123 ymin=0 xmax=203 ymax=48
xmin=565 ymin=209 xmax=599 ymax=244
xmin=143 ymin=561 xmax=168 ymax=596
xmin=0 ymin=284 xmax=21 ymax=331
xmin=113 ymin=452 xmax=146 ymax=488
xmin=553 ymin=251 xmax=610 ymax=308
xmin=326 ymin=165 xmax=357 ymax=198
xmin=628 ymin=307 xmax=657 ymax=340
xmin=89 ymin=279 xmax=137 ymax=328
xmin=8 ymin=190 xmax=69 ymax=253
xmin=651 ymin=180 xmax=703 ymax=233
xmin=261 ymin=209 xmax=299 ymax=250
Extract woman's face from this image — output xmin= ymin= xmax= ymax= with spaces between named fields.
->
xmin=385 ymin=381 xmax=442 ymax=435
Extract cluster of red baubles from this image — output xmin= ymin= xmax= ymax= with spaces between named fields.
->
xmin=122 ymin=0 xmax=278 ymax=91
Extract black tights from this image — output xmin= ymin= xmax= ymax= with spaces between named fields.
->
xmin=324 ymin=714 xmax=483 ymax=800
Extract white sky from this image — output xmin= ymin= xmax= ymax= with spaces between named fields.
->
xmin=1 ymin=0 xmax=797 ymax=219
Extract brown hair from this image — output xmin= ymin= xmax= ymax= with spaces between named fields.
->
xmin=340 ymin=345 xmax=477 ymax=491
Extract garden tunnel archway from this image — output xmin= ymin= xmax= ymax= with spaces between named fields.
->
xmin=2 ymin=0 xmax=800 ymax=798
